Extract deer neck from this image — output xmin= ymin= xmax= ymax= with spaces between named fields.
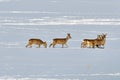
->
xmin=66 ymin=36 xmax=70 ymax=41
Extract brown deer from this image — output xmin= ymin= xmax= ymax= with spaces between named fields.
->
xmin=81 ymin=39 xmax=95 ymax=48
xmin=26 ymin=38 xmax=47 ymax=48
xmin=81 ymin=35 xmax=101 ymax=48
xmin=81 ymin=41 xmax=87 ymax=48
xmin=94 ymin=33 xmax=107 ymax=48
xmin=49 ymin=33 xmax=72 ymax=48
xmin=81 ymin=34 xmax=107 ymax=48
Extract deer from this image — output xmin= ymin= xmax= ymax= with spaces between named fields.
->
xmin=49 ymin=33 xmax=72 ymax=48
xmin=81 ymin=33 xmax=107 ymax=48
xmin=94 ymin=33 xmax=107 ymax=48
xmin=26 ymin=38 xmax=47 ymax=48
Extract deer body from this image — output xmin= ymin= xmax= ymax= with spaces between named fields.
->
xmin=49 ymin=33 xmax=71 ymax=48
xmin=81 ymin=34 xmax=107 ymax=48
xmin=26 ymin=38 xmax=47 ymax=48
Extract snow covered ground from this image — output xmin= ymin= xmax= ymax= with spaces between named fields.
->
xmin=0 ymin=0 xmax=120 ymax=80
xmin=0 ymin=23 xmax=120 ymax=80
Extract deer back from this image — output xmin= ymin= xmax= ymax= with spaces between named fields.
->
xmin=29 ymin=39 xmax=44 ymax=44
xmin=53 ymin=38 xmax=67 ymax=44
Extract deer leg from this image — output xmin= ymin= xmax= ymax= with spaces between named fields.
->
xmin=29 ymin=45 xmax=32 ymax=48
xmin=26 ymin=44 xmax=29 ymax=48
xmin=102 ymin=45 xmax=104 ymax=49
xmin=49 ymin=43 xmax=52 ymax=48
xmin=53 ymin=44 xmax=56 ymax=48
xmin=92 ymin=43 xmax=95 ymax=48
xmin=62 ymin=44 xmax=64 ymax=48
xmin=28 ymin=43 xmax=32 ymax=48
xmin=37 ymin=44 xmax=40 ymax=48
xmin=81 ymin=42 xmax=84 ymax=48
xmin=82 ymin=44 xmax=86 ymax=48
xmin=65 ymin=44 xmax=68 ymax=48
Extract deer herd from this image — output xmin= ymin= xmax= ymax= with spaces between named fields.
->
xmin=26 ymin=33 xmax=107 ymax=49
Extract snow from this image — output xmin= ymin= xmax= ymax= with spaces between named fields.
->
xmin=1 ymin=16 xmax=120 ymax=25
xmin=0 ymin=0 xmax=120 ymax=79
xmin=0 ymin=24 xmax=120 ymax=80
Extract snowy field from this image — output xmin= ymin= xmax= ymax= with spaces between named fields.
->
xmin=0 ymin=0 xmax=120 ymax=80
xmin=0 ymin=15 xmax=120 ymax=80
